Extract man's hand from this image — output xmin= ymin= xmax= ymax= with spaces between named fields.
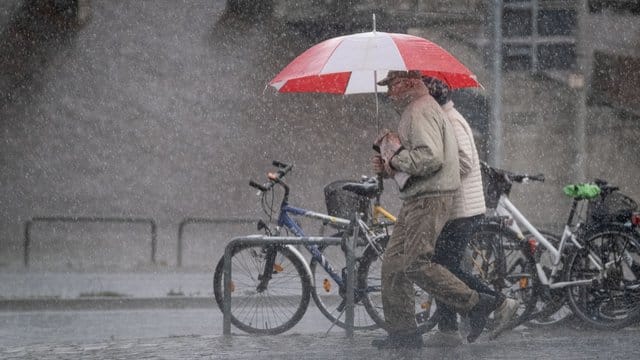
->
xmin=371 ymin=154 xmax=385 ymax=175
xmin=373 ymin=129 xmax=403 ymax=177
xmin=379 ymin=132 xmax=402 ymax=163
xmin=371 ymin=155 xmax=394 ymax=178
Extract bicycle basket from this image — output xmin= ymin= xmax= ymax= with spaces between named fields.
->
xmin=324 ymin=180 xmax=370 ymax=223
xmin=480 ymin=162 xmax=513 ymax=209
xmin=587 ymin=190 xmax=638 ymax=224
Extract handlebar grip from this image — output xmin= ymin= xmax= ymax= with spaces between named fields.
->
xmin=249 ymin=180 xmax=269 ymax=192
xmin=530 ymin=174 xmax=545 ymax=182
xmin=593 ymin=178 xmax=608 ymax=186
xmin=602 ymin=185 xmax=620 ymax=192
xmin=272 ymin=160 xmax=289 ymax=168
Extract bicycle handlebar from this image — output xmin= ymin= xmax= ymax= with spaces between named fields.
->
xmin=249 ymin=160 xmax=294 ymax=192
xmin=480 ymin=161 xmax=545 ymax=185
xmin=249 ymin=180 xmax=269 ymax=192
xmin=507 ymin=172 xmax=545 ymax=184
xmin=593 ymin=178 xmax=619 ymax=193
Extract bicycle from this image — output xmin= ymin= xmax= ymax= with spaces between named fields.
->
xmin=475 ymin=162 xmax=568 ymax=328
xmin=530 ymin=177 xmax=640 ymax=327
xmin=212 ymin=161 xmax=393 ymax=334
xmin=471 ymin=163 xmax=640 ymax=331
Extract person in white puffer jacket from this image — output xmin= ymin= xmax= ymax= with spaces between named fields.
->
xmin=422 ymin=76 xmax=519 ymax=347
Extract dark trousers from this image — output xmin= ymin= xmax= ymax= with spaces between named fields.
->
xmin=432 ymin=214 xmax=501 ymax=331
xmin=381 ymin=195 xmax=479 ymax=334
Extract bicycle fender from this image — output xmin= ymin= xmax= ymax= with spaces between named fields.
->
xmin=284 ymin=244 xmax=314 ymax=285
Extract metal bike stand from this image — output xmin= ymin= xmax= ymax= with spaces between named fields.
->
xmin=344 ymin=214 xmax=359 ymax=338
xmin=222 ymin=234 xmax=357 ymax=337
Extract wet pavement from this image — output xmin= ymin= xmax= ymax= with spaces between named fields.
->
xmin=1 ymin=323 xmax=639 ymax=359
xmin=2 ymin=272 xmax=639 ymax=359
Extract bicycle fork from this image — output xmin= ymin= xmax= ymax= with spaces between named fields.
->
xmin=256 ymin=246 xmax=279 ymax=293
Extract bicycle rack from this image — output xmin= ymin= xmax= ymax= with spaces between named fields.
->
xmin=222 ymin=233 xmax=358 ymax=337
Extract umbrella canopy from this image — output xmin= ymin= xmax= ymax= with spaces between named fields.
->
xmin=269 ymin=31 xmax=480 ymax=95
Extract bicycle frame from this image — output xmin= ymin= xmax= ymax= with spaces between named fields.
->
xmin=273 ymin=182 xmax=387 ymax=292
xmin=276 ymin=203 xmax=350 ymax=286
xmin=493 ymin=195 xmax=603 ymax=290
xmin=372 ymin=204 xmax=396 ymax=224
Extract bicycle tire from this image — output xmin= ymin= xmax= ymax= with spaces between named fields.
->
xmin=213 ymin=244 xmax=312 ymax=335
xmin=310 ymin=242 xmax=380 ymax=331
xmin=467 ymin=223 xmax=539 ymax=330
xmin=564 ymin=224 xmax=640 ymax=330
xmin=357 ymin=235 xmax=440 ymax=334
xmin=522 ymin=229 xmax=574 ymax=328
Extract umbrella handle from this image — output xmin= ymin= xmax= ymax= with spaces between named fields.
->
xmin=376 ymin=173 xmax=384 ymax=203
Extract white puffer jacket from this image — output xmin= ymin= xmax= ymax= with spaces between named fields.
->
xmin=442 ymin=101 xmax=486 ymax=219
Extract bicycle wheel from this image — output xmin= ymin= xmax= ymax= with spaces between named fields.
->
xmin=310 ymin=242 xmax=379 ymax=331
xmin=564 ymin=225 xmax=640 ymax=330
xmin=357 ymin=235 xmax=440 ymax=334
xmin=467 ymin=223 xmax=539 ymax=330
xmin=213 ymin=244 xmax=312 ymax=335
xmin=522 ymin=230 xmax=574 ymax=328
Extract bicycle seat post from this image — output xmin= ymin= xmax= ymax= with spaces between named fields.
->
xmin=566 ymin=198 xmax=580 ymax=227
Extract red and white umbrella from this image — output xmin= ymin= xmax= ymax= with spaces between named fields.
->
xmin=269 ymin=31 xmax=481 ymax=95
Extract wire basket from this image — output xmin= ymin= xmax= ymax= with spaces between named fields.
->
xmin=587 ymin=190 xmax=638 ymax=224
xmin=480 ymin=162 xmax=513 ymax=209
xmin=324 ymin=180 xmax=370 ymax=223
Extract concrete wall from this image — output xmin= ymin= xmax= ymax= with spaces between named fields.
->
xmin=1 ymin=0 xmax=638 ymax=271
xmin=0 ymin=0 xmax=398 ymax=270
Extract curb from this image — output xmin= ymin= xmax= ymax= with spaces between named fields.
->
xmin=0 ymin=296 xmax=217 ymax=312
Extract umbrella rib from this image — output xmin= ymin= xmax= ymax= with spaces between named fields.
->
xmin=318 ymin=37 xmax=347 ymax=76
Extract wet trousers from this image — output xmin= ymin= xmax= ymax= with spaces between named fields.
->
xmin=381 ymin=195 xmax=479 ymax=335
xmin=432 ymin=214 xmax=501 ymax=332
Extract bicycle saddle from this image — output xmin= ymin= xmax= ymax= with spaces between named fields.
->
xmin=342 ymin=178 xmax=379 ymax=198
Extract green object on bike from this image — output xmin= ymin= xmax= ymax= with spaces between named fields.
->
xmin=562 ymin=183 xmax=601 ymax=199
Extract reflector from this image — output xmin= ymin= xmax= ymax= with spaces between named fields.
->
xmin=528 ymin=238 xmax=538 ymax=256
xmin=323 ymin=279 xmax=332 ymax=292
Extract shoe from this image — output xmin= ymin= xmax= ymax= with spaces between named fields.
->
xmin=466 ymin=293 xmax=499 ymax=343
xmin=424 ymin=330 xmax=463 ymax=348
xmin=489 ymin=298 xmax=519 ymax=340
xmin=371 ymin=333 xmax=424 ymax=349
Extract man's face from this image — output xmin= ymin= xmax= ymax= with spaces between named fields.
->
xmin=386 ymin=77 xmax=409 ymax=100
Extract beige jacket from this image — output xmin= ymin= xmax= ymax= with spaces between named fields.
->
xmin=443 ymin=101 xmax=486 ymax=218
xmin=390 ymin=93 xmax=460 ymax=200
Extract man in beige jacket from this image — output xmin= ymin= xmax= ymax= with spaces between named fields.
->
xmin=370 ymin=70 xmax=502 ymax=349
xmin=422 ymin=76 xmax=519 ymax=347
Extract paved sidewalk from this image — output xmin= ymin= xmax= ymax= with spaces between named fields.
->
xmin=2 ymin=271 xmax=640 ymax=360
xmin=0 ymin=271 xmax=215 ymax=311
xmin=2 ymin=326 xmax=640 ymax=359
